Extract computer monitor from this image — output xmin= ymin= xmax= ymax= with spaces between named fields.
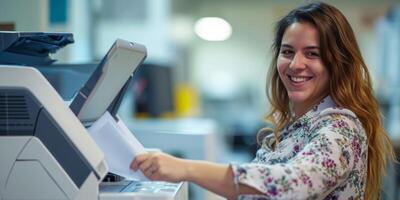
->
xmin=70 ymin=39 xmax=146 ymax=126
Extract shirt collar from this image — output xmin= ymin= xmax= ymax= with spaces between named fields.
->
xmin=286 ymin=95 xmax=337 ymax=131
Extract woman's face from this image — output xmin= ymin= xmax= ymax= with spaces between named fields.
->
xmin=277 ymin=22 xmax=329 ymax=117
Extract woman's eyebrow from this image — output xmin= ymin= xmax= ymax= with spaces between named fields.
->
xmin=304 ymin=46 xmax=320 ymax=50
xmin=281 ymin=44 xmax=292 ymax=48
xmin=281 ymin=44 xmax=320 ymax=50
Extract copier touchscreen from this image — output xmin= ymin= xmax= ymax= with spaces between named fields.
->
xmin=70 ymin=39 xmax=146 ymax=125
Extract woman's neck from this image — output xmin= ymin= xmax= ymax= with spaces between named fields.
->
xmin=291 ymin=95 xmax=329 ymax=119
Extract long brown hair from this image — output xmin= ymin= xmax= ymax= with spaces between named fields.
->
xmin=265 ymin=2 xmax=395 ymax=199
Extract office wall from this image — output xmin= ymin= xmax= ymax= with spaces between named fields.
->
xmin=94 ymin=0 xmax=176 ymax=64
xmin=0 ymin=0 xmax=48 ymax=31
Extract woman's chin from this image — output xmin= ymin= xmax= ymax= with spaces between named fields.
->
xmin=288 ymin=93 xmax=308 ymax=104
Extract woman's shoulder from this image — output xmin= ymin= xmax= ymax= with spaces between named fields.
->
xmin=319 ymin=107 xmax=358 ymax=119
xmin=301 ymin=96 xmax=358 ymax=126
xmin=309 ymin=106 xmax=366 ymax=139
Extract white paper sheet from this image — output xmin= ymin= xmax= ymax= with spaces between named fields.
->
xmin=88 ymin=111 xmax=148 ymax=181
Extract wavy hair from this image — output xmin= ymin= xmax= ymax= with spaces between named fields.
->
xmin=264 ymin=2 xmax=395 ymax=199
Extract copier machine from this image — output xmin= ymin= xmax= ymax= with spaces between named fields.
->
xmin=0 ymin=32 xmax=187 ymax=200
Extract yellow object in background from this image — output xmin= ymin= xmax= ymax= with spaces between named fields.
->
xmin=174 ymin=83 xmax=200 ymax=117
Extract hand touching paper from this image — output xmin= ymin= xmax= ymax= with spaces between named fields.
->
xmin=88 ymin=111 xmax=148 ymax=181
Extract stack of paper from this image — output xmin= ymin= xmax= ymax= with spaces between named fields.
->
xmin=88 ymin=111 xmax=148 ymax=181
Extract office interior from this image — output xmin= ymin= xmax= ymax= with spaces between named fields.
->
xmin=1 ymin=0 xmax=400 ymax=199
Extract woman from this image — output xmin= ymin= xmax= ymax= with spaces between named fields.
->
xmin=131 ymin=2 xmax=395 ymax=199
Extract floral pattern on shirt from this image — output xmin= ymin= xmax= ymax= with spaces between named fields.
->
xmin=231 ymin=96 xmax=368 ymax=200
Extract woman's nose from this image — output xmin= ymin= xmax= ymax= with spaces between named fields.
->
xmin=289 ymin=53 xmax=306 ymax=71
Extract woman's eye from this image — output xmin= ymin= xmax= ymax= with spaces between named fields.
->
xmin=307 ymin=51 xmax=320 ymax=57
xmin=280 ymin=49 xmax=293 ymax=55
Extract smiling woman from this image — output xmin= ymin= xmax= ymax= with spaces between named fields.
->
xmin=130 ymin=2 xmax=396 ymax=200
xmin=266 ymin=2 xmax=396 ymax=199
xmin=277 ymin=22 xmax=330 ymax=118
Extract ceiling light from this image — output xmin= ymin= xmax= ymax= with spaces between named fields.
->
xmin=194 ymin=17 xmax=232 ymax=41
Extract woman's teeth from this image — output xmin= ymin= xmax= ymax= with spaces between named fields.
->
xmin=289 ymin=76 xmax=312 ymax=83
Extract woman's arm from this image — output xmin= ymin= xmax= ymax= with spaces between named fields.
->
xmin=132 ymin=113 xmax=366 ymax=199
xmin=130 ymin=152 xmax=263 ymax=199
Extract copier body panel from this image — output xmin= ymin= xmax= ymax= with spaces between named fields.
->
xmin=0 ymin=66 xmax=108 ymax=199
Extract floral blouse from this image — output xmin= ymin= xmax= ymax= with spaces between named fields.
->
xmin=231 ymin=96 xmax=368 ymax=200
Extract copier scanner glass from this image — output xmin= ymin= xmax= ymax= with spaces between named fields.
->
xmin=70 ymin=39 xmax=146 ymax=125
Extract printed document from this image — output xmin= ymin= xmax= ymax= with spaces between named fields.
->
xmin=88 ymin=111 xmax=148 ymax=181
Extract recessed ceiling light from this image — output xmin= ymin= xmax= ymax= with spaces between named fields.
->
xmin=194 ymin=17 xmax=232 ymax=41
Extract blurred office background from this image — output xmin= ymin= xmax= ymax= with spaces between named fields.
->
xmin=1 ymin=0 xmax=400 ymax=199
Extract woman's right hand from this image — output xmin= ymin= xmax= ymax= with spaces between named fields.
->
xmin=130 ymin=152 xmax=189 ymax=182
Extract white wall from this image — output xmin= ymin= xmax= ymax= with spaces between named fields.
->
xmin=0 ymin=0 xmax=48 ymax=31
xmin=95 ymin=0 xmax=175 ymax=64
